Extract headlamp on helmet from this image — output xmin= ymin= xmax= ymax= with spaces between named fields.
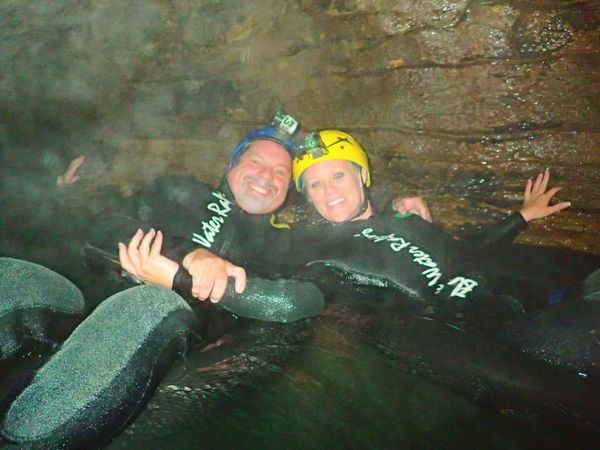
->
xmin=292 ymin=129 xmax=371 ymax=192
xmin=227 ymin=110 xmax=300 ymax=170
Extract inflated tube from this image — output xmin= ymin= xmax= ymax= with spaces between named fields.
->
xmin=0 ymin=257 xmax=85 ymax=361
xmin=172 ymin=268 xmax=324 ymax=322
xmin=1 ymin=285 xmax=197 ymax=449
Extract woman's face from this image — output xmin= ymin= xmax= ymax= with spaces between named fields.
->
xmin=303 ymin=159 xmax=367 ymax=223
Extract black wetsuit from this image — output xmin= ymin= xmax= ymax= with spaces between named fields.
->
xmin=291 ymin=210 xmax=597 ymax=313
xmin=281 ymin=209 xmax=600 ymax=376
xmin=87 ymin=175 xmax=322 ymax=338
xmin=111 ymin=175 xmax=294 ymax=275
xmin=134 ymin=176 xmax=530 ymax=305
xmin=283 ymin=212 xmax=526 ymax=327
xmin=128 ymin=176 xmax=597 ymax=329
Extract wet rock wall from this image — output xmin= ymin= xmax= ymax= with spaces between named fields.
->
xmin=1 ymin=0 xmax=598 ymax=251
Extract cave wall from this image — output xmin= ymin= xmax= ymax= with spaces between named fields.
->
xmin=1 ymin=0 xmax=598 ymax=251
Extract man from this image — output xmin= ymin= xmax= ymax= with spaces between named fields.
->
xmin=119 ymin=138 xmax=291 ymax=301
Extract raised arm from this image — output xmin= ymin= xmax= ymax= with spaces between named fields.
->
xmin=56 ymin=155 xmax=86 ymax=186
xmin=118 ymin=228 xmax=247 ymax=303
xmin=467 ymin=169 xmax=570 ymax=245
xmin=519 ymin=169 xmax=571 ymax=222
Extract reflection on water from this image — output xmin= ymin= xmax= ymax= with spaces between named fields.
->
xmin=107 ymin=316 xmax=598 ymax=450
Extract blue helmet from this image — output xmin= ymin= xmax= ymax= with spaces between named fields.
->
xmin=227 ymin=111 xmax=300 ymax=170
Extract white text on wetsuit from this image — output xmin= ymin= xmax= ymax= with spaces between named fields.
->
xmin=354 ymin=228 xmax=478 ymax=299
xmin=192 ymin=191 xmax=233 ymax=248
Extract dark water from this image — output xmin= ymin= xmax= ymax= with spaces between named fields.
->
xmin=105 ymin=318 xmax=598 ymax=450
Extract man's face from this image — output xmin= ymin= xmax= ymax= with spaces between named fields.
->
xmin=303 ymin=159 xmax=365 ymax=223
xmin=227 ymin=140 xmax=292 ymax=214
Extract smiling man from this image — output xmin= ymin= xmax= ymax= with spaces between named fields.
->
xmin=119 ymin=116 xmax=301 ymax=303
xmin=226 ymin=140 xmax=291 ymax=215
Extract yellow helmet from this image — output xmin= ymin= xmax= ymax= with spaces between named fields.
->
xmin=292 ymin=129 xmax=371 ymax=192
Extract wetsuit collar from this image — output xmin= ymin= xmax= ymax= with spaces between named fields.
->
xmin=353 ymin=194 xmax=372 ymax=221
xmin=218 ymin=177 xmax=238 ymax=205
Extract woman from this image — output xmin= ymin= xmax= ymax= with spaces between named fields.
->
xmin=291 ymin=129 xmax=600 ymax=358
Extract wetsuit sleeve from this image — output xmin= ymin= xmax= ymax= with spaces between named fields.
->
xmin=161 ymin=236 xmax=197 ymax=263
xmin=381 ymin=199 xmax=528 ymax=246
xmin=465 ymin=212 xmax=528 ymax=245
xmin=172 ymin=266 xmax=324 ymax=323
xmin=172 ymin=266 xmax=193 ymax=298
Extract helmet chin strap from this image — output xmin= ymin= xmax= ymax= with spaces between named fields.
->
xmin=353 ymin=168 xmax=371 ymax=220
xmin=350 ymin=193 xmax=371 ymax=222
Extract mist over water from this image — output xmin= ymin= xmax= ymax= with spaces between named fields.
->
xmin=1 ymin=1 xmax=600 ymax=448
xmin=2 ymin=0 xmax=599 ymax=251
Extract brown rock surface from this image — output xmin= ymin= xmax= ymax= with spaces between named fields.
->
xmin=2 ymin=0 xmax=599 ymax=252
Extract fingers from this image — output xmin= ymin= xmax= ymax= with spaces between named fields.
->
xmin=395 ymin=205 xmax=408 ymax=214
xmin=209 ymin=264 xmax=246 ymax=302
xmin=393 ymin=197 xmax=432 ymax=223
xmin=392 ymin=198 xmax=407 ymax=214
xmin=532 ymin=172 xmax=544 ymax=194
xmin=523 ymin=178 xmax=533 ymax=202
xmin=118 ymin=242 xmax=135 ymax=274
xmin=530 ymin=169 xmax=551 ymax=195
xmin=138 ymin=228 xmax=156 ymax=262
xmin=524 ymin=170 xmax=562 ymax=209
xmin=550 ymin=201 xmax=571 ymax=214
xmin=69 ymin=155 xmax=86 ymax=172
xmin=122 ymin=229 xmax=163 ymax=274
xmin=57 ymin=155 xmax=87 ymax=186
xmin=539 ymin=169 xmax=550 ymax=193
xmin=228 ymin=265 xmax=247 ymax=294
xmin=417 ymin=205 xmax=432 ymax=223
xmin=542 ymin=186 xmax=562 ymax=202
xmin=408 ymin=206 xmax=431 ymax=222
xmin=191 ymin=262 xmax=219 ymax=300
xmin=194 ymin=268 xmax=233 ymax=302
xmin=126 ymin=229 xmax=144 ymax=270
xmin=210 ymin=276 xmax=228 ymax=303
xmin=543 ymin=187 xmax=570 ymax=212
xmin=189 ymin=258 xmax=246 ymax=303
xmin=193 ymin=272 xmax=216 ymax=301
xmin=150 ymin=230 xmax=164 ymax=256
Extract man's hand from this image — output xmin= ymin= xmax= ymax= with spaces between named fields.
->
xmin=119 ymin=229 xmax=180 ymax=289
xmin=182 ymin=248 xmax=246 ymax=303
xmin=520 ymin=170 xmax=571 ymax=222
xmin=392 ymin=196 xmax=432 ymax=222
xmin=57 ymin=155 xmax=86 ymax=186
